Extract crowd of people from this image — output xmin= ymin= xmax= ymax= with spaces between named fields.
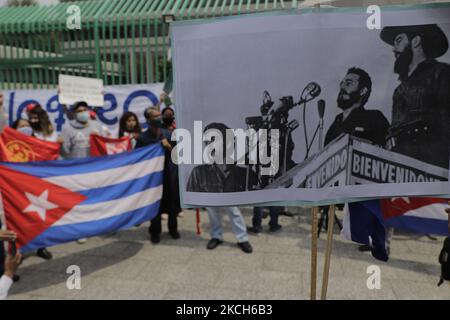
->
xmin=0 ymin=91 xmax=295 ymax=299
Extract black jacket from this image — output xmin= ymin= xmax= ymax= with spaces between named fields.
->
xmin=325 ymin=106 xmax=390 ymax=147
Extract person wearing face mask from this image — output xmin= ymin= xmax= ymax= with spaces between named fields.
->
xmin=27 ymin=104 xmax=60 ymax=143
xmin=380 ymin=24 xmax=450 ymax=169
xmin=161 ymin=107 xmax=176 ymax=132
xmin=11 ymin=118 xmax=33 ymax=136
xmin=118 ymin=111 xmax=142 ymax=149
xmin=60 ymin=101 xmax=106 ymax=160
xmin=8 ymin=117 xmax=55 ymax=260
xmin=136 ymin=107 xmax=178 ymax=244
xmin=60 ymin=101 xmax=106 ymax=244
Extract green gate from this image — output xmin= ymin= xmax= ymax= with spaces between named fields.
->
xmin=0 ymin=0 xmax=297 ymax=90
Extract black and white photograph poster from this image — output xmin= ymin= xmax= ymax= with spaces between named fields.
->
xmin=171 ymin=3 xmax=450 ymax=206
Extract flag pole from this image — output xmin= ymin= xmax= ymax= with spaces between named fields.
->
xmin=310 ymin=206 xmax=319 ymax=300
xmin=321 ymin=204 xmax=336 ymax=300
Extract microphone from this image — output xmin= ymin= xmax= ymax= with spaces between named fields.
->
xmin=317 ymin=99 xmax=325 ymax=119
xmin=298 ymin=82 xmax=321 ymax=104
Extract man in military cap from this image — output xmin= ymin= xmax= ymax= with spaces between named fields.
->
xmin=380 ymin=24 xmax=450 ymax=169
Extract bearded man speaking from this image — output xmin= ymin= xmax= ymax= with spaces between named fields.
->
xmin=324 ymin=67 xmax=390 ymax=148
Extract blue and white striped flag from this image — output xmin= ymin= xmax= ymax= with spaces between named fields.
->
xmin=0 ymin=144 xmax=164 ymax=252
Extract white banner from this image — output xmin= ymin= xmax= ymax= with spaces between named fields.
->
xmin=172 ymin=3 xmax=450 ymax=206
xmin=3 ymin=83 xmax=164 ymax=135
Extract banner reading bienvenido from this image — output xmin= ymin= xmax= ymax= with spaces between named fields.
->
xmin=171 ymin=3 xmax=450 ymax=206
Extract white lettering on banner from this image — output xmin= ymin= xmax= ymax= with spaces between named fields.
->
xmin=352 ymin=151 xmax=445 ymax=183
xmin=4 ymin=84 xmax=164 ymax=134
xmin=171 ymin=121 xmax=279 ymax=176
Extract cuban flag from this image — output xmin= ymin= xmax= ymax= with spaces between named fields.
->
xmin=0 ymin=144 xmax=164 ymax=252
xmin=342 ymin=198 xmax=450 ymax=261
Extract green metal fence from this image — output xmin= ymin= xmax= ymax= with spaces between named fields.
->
xmin=0 ymin=0 xmax=297 ymax=90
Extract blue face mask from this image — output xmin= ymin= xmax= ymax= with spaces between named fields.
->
xmin=17 ymin=126 xmax=33 ymax=136
xmin=76 ymin=111 xmax=90 ymax=123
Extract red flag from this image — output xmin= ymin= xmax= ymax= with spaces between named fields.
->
xmin=90 ymin=134 xmax=131 ymax=156
xmin=0 ymin=127 xmax=60 ymax=162
xmin=0 ymin=165 xmax=86 ymax=249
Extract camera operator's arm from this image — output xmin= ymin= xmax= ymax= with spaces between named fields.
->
xmin=0 ymin=253 xmax=22 ymax=300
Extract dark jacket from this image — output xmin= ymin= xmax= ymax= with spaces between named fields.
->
xmin=325 ymin=106 xmax=390 ymax=147
xmin=389 ymin=59 xmax=450 ymax=168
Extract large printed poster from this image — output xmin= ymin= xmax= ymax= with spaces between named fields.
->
xmin=171 ymin=4 xmax=450 ymax=206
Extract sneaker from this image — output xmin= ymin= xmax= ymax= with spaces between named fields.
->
xmin=237 ymin=241 xmax=253 ymax=254
xmin=170 ymin=230 xmax=181 ymax=239
xmin=207 ymin=238 xmax=223 ymax=250
xmin=36 ymin=248 xmax=53 ymax=260
xmin=77 ymin=238 xmax=87 ymax=244
xmin=247 ymin=226 xmax=262 ymax=234
xmin=178 ymin=211 xmax=185 ymax=218
xmin=269 ymin=224 xmax=282 ymax=233
xmin=150 ymin=234 xmax=160 ymax=244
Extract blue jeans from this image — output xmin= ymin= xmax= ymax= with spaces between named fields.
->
xmin=253 ymin=206 xmax=282 ymax=230
xmin=206 ymin=207 xmax=248 ymax=243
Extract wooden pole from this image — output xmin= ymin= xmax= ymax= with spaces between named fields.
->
xmin=321 ymin=204 xmax=336 ymax=300
xmin=310 ymin=206 xmax=319 ymax=300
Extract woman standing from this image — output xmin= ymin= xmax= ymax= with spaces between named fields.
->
xmin=118 ymin=111 xmax=142 ymax=149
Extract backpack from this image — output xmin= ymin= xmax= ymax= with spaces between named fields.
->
xmin=438 ymin=237 xmax=450 ymax=286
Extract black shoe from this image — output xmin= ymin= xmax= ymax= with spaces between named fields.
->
xmin=150 ymin=234 xmax=160 ymax=244
xmin=280 ymin=210 xmax=294 ymax=217
xmin=358 ymin=244 xmax=372 ymax=252
xmin=207 ymin=238 xmax=223 ymax=250
xmin=237 ymin=241 xmax=253 ymax=254
xmin=170 ymin=230 xmax=180 ymax=239
xmin=247 ymin=226 xmax=262 ymax=234
xmin=269 ymin=224 xmax=282 ymax=233
xmin=36 ymin=248 xmax=53 ymax=260
xmin=13 ymin=275 xmax=20 ymax=282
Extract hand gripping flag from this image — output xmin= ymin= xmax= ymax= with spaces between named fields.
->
xmin=90 ymin=134 xmax=132 ymax=156
xmin=0 ymin=144 xmax=164 ymax=252
xmin=0 ymin=127 xmax=60 ymax=162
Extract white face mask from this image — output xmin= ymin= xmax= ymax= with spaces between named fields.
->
xmin=76 ymin=111 xmax=90 ymax=123
xmin=17 ymin=126 xmax=33 ymax=136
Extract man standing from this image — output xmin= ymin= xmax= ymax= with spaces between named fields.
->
xmin=136 ymin=107 xmax=178 ymax=244
xmin=325 ymin=67 xmax=389 ymax=147
xmin=323 ymin=67 xmax=390 ymax=251
xmin=380 ymin=24 xmax=450 ymax=168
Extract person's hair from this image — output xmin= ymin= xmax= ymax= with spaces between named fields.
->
xmin=347 ymin=67 xmax=372 ymax=107
xmin=119 ymin=111 xmax=142 ymax=137
xmin=71 ymin=101 xmax=89 ymax=113
xmin=162 ymin=106 xmax=174 ymax=117
xmin=11 ymin=118 xmax=29 ymax=130
xmin=144 ymin=106 xmax=159 ymax=120
xmin=28 ymin=104 xmax=54 ymax=135
xmin=203 ymin=122 xmax=231 ymax=161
